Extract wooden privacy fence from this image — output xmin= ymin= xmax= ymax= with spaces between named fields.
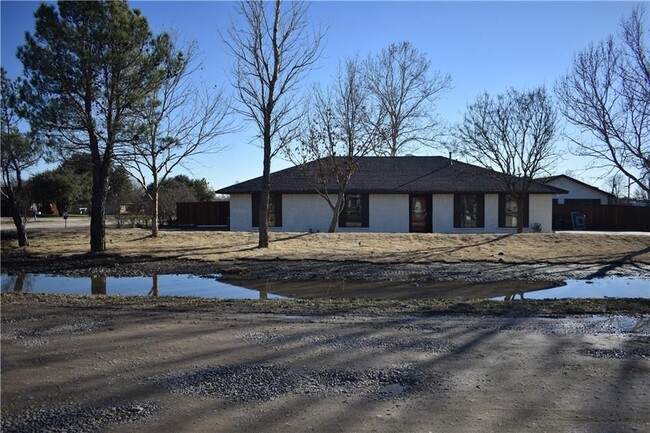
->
xmin=553 ymin=203 xmax=650 ymax=231
xmin=176 ymin=201 xmax=230 ymax=226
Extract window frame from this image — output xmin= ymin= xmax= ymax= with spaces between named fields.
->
xmin=338 ymin=193 xmax=369 ymax=228
xmin=453 ymin=193 xmax=485 ymax=228
xmin=498 ymin=193 xmax=529 ymax=228
xmin=251 ymin=193 xmax=282 ymax=228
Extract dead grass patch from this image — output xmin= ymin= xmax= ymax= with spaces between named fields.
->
xmin=3 ymin=229 xmax=649 ymax=265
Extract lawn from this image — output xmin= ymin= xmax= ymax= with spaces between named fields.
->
xmin=3 ymin=229 xmax=649 ymax=265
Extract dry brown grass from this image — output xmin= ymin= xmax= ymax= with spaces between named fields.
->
xmin=3 ymin=229 xmax=650 ymax=265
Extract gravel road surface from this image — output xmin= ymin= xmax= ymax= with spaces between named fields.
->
xmin=1 ymin=297 xmax=648 ymax=433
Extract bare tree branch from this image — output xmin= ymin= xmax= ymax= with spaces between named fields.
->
xmin=556 ymin=5 xmax=650 ymax=194
xmin=365 ymin=41 xmax=451 ymax=156
xmin=116 ymin=40 xmax=235 ymax=236
xmin=224 ymin=0 xmax=324 ymax=247
xmin=286 ymin=57 xmax=382 ymax=232
xmin=456 ymin=87 xmax=560 ymax=233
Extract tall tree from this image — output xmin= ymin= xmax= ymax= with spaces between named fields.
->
xmin=118 ymin=41 xmax=233 ymax=236
xmin=161 ymin=175 xmax=216 ymax=202
xmin=30 ymin=167 xmax=92 ymax=215
xmin=366 ymin=41 xmax=451 ymax=156
xmin=456 ymin=87 xmax=559 ymax=233
xmin=287 ymin=57 xmax=381 ymax=232
xmin=556 ymin=6 xmax=650 ymax=194
xmin=0 ymin=68 xmax=43 ymax=247
xmin=224 ymin=0 xmax=324 ymax=247
xmin=155 ymin=178 xmax=197 ymax=227
xmin=18 ymin=1 xmax=172 ymax=252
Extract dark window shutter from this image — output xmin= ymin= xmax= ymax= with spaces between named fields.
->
xmin=251 ymin=194 xmax=260 ymax=227
xmin=477 ymin=194 xmax=485 ymax=228
xmin=275 ymin=194 xmax=282 ymax=227
xmin=523 ymin=194 xmax=529 ymax=228
xmin=361 ymin=194 xmax=369 ymax=227
xmin=498 ymin=194 xmax=506 ymax=228
xmin=453 ymin=194 xmax=461 ymax=228
xmin=426 ymin=195 xmax=433 ymax=232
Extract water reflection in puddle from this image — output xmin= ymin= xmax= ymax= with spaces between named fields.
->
xmin=493 ymin=278 xmax=649 ymax=301
xmin=229 ymin=277 xmax=649 ymax=301
xmin=1 ymin=273 xmax=647 ymax=300
xmin=0 ymin=274 xmax=286 ymax=300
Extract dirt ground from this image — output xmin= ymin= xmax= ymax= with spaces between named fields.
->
xmin=2 ymin=230 xmax=649 ymax=432
xmin=1 ymin=295 xmax=649 ymax=433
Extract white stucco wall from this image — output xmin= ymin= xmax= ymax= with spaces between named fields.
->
xmin=546 ymin=177 xmax=610 ymax=204
xmin=282 ymin=194 xmax=333 ymax=232
xmin=528 ymin=194 xmax=553 ymax=232
xmin=229 ymin=192 xmax=554 ymax=233
xmin=484 ymin=194 xmax=500 ymax=232
xmin=365 ymin=194 xmax=409 ymax=233
xmin=282 ymin=193 xmax=410 ymax=232
xmin=229 ymin=193 xmax=332 ymax=232
xmin=432 ymin=194 xmax=453 ymax=233
xmin=229 ymin=194 xmax=253 ymax=231
xmin=431 ymin=193 xmax=553 ymax=233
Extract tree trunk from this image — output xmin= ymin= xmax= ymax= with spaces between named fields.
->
xmin=259 ymin=186 xmax=270 ymax=248
xmin=149 ymin=274 xmax=159 ymax=297
xmin=90 ymin=165 xmax=109 ymax=253
xmin=9 ymin=200 xmax=28 ymax=247
xmin=90 ymin=275 xmax=107 ymax=295
xmin=12 ymin=213 xmax=28 ymax=247
xmin=328 ymin=193 xmax=345 ymax=233
xmin=13 ymin=273 xmax=26 ymax=292
xmin=151 ymin=175 xmax=159 ymax=237
xmin=90 ymin=190 xmax=106 ymax=252
xmin=259 ymin=120 xmax=272 ymax=248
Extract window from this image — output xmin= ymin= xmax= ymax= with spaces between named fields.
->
xmin=454 ymin=194 xmax=484 ymax=228
xmin=339 ymin=193 xmax=369 ymax=228
xmin=498 ymin=194 xmax=529 ymax=228
xmin=251 ymin=193 xmax=282 ymax=227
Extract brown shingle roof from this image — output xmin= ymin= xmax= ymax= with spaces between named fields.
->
xmin=217 ymin=156 xmax=566 ymax=195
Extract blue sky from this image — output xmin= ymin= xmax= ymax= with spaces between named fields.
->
xmin=1 ymin=1 xmax=644 ymax=192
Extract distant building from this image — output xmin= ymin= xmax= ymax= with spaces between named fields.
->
xmin=536 ymin=175 xmax=615 ymax=205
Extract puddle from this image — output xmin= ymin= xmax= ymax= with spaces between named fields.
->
xmin=0 ymin=274 xmax=286 ymax=300
xmin=229 ymin=277 xmax=649 ymax=300
xmin=490 ymin=277 xmax=649 ymax=301
xmin=1 ymin=273 xmax=647 ymax=300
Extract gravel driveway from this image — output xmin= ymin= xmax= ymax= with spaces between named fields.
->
xmin=1 ymin=298 xmax=648 ymax=433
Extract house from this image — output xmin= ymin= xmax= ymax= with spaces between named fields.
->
xmin=217 ymin=156 xmax=566 ymax=233
xmin=536 ymin=175 xmax=615 ymax=205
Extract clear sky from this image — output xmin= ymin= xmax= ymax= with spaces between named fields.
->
xmin=1 ymin=1 xmax=645 ymax=192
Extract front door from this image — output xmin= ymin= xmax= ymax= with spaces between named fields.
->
xmin=409 ymin=195 xmax=432 ymax=233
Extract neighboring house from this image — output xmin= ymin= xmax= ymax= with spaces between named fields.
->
xmin=218 ymin=156 xmax=565 ymax=234
xmin=537 ymin=175 xmax=615 ymax=205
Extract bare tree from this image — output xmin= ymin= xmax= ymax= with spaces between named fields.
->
xmin=0 ymin=68 xmax=43 ymax=247
xmin=224 ymin=0 xmax=324 ymax=247
xmin=606 ymin=173 xmax=625 ymax=200
xmin=456 ymin=87 xmax=559 ymax=233
xmin=287 ymin=58 xmax=382 ymax=232
xmin=366 ymin=41 xmax=451 ymax=156
xmin=556 ymin=6 xmax=650 ymax=194
xmin=118 ymin=42 xmax=233 ymax=236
